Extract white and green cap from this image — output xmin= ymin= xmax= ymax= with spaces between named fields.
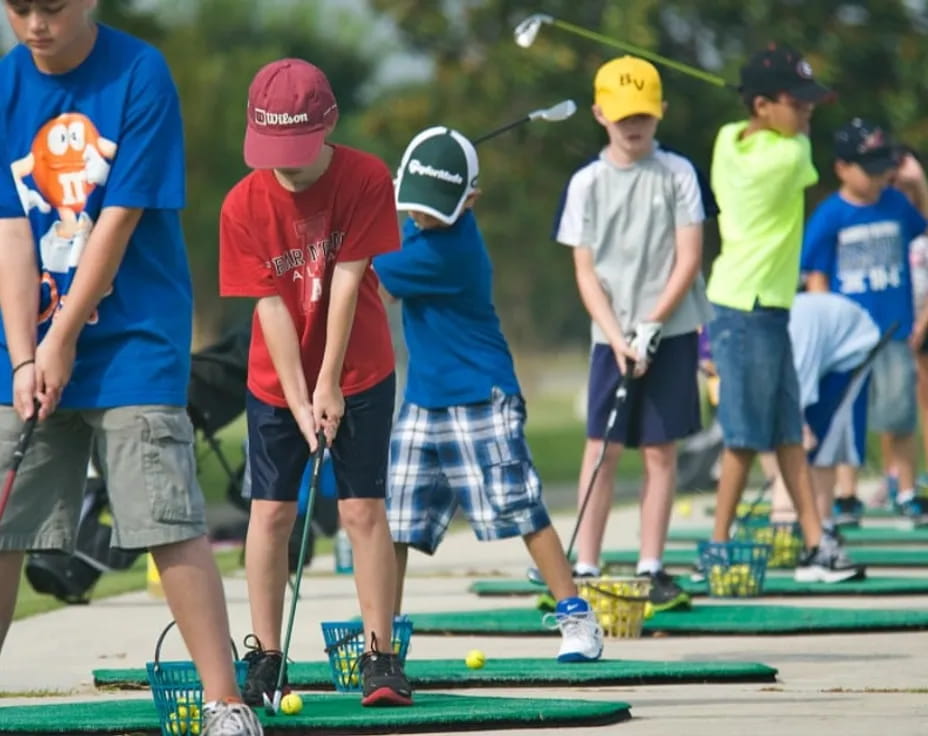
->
xmin=395 ymin=126 xmax=479 ymax=224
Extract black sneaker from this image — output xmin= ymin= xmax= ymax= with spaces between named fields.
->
xmin=794 ymin=535 xmax=865 ymax=583
xmin=241 ymin=634 xmax=288 ymax=707
xmin=640 ymin=569 xmax=691 ymax=612
xmin=833 ymin=496 xmax=864 ymax=527
xmin=359 ymin=635 xmax=413 ymax=707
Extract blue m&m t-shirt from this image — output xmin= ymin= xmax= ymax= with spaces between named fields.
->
xmin=801 ymin=188 xmax=928 ymax=340
xmin=0 ymin=25 xmax=192 ymax=408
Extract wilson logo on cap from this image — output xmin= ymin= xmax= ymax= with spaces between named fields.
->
xmin=252 ymin=108 xmax=311 ymax=127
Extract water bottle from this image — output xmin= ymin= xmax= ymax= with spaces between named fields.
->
xmin=334 ymin=528 xmax=353 ymax=574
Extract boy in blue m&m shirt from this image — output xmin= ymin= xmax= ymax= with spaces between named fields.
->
xmin=0 ymin=3 xmax=260 ymax=733
xmin=374 ymin=127 xmax=604 ymax=662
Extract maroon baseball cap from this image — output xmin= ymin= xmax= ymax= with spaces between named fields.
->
xmin=244 ymin=59 xmax=339 ymax=169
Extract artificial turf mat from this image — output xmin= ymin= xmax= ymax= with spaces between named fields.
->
xmin=601 ymin=546 xmax=928 ymax=568
xmin=404 ymin=604 xmax=928 ymax=636
xmin=468 ymin=575 xmax=928 ymax=598
xmin=667 ymin=525 xmax=928 ymax=545
xmin=705 ymin=503 xmax=898 ymax=519
xmin=0 ymin=693 xmax=631 ymax=734
xmin=93 ymin=657 xmax=776 ymax=691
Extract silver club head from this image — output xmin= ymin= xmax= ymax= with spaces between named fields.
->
xmin=262 ymin=690 xmax=282 ymax=716
xmin=528 ymin=99 xmax=577 ymax=123
xmin=513 ymin=13 xmax=554 ymax=48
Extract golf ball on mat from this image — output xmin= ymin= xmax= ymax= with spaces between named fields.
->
xmin=281 ymin=692 xmax=303 ymax=715
xmin=465 ymin=649 xmax=486 ymax=669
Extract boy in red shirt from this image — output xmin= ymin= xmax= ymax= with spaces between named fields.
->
xmin=219 ymin=58 xmax=411 ymax=707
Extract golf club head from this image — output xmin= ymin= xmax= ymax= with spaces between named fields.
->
xmin=262 ymin=689 xmax=282 ymax=716
xmin=513 ymin=13 xmax=553 ymax=48
xmin=528 ymin=99 xmax=577 ymax=123
xmin=526 ymin=566 xmax=546 ymax=586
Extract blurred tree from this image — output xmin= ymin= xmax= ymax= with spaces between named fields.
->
xmin=364 ymin=0 xmax=928 ymax=349
xmin=98 ymin=0 xmax=383 ymax=344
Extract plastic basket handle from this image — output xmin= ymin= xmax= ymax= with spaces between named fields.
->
xmin=323 ymin=626 xmax=365 ymax=655
xmin=153 ymin=619 xmax=241 ymax=670
xmin=582 ymin=584 xmax=649 ymax=604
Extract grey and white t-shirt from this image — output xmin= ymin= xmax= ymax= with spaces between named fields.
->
xmin=555 ymin=145 xmax=713 ymax=345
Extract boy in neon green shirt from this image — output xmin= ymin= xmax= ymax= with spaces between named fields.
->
xmin=705 ymin=43 xmax=862 ymax=583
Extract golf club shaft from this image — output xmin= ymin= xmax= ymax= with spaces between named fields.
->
xmin=551 ymin=18 xmax=732 ymax=89
xmin=0 ymin=402 xmax=40 ymax=523
xmin=565 ymin=370 xmax=632 ymax=561
xmin=274 ymin=432 xmax=326 ymax=697
xmin=472 ymin=115 xmax=530 ymax=145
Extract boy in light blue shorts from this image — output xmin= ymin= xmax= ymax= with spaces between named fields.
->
xmin=374 ymin=127 xmax=603 ymax=662
xmin=803 ymin=119 xmax=928 ymax=525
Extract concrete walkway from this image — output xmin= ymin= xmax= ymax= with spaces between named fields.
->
xmin=2 ymin=491 xmax=927 ymax=735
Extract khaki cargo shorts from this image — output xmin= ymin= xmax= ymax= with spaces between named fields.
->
xmin=0 ymin=405 xmax=207 ymax=552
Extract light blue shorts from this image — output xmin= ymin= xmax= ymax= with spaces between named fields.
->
xmin=868 ymin=340 xmax=917 ymax=434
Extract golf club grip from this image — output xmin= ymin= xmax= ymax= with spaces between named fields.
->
xmin=0 ymin=407 xmax=40 ymax=522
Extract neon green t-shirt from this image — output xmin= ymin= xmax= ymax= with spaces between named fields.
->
xmin=706 ymin=121 xmax=818 ymax=310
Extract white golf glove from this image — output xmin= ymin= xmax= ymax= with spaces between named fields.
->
xmin=629 ymin=321 xmax=662 ymax=376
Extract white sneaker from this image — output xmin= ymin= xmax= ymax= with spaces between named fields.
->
xmin=544 ymin=596 xmax=603 ymax=662
xmin=202 ymin=700 xmax=263 ymax=736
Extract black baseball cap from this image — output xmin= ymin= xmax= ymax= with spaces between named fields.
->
xmin=834 ymin=118 xmax=901 ymax=174
xmin=740 ymin=43 xmax=833 ymax=103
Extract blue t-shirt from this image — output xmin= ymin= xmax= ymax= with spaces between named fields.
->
xmin=0 ymin=25 xmax=191 ymax=407
xmin=373 ymin=211 xmax=521 ymax=409
xmin=801 ymin=188 xmax=927 ymax=340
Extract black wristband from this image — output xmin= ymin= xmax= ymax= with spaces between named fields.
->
xmin=12 ymin=358 xmax=35 ymax=375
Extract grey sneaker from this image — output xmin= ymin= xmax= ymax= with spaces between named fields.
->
xmin=202 ymin=700 xmax=263 ymax=736
xmin=794 ymin=532 xmax=865 ymax=583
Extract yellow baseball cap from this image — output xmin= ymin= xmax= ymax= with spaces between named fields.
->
xmin=594 ymin=56 xmax=663 ymax=122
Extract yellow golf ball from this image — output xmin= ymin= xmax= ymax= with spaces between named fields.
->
xmin=676 ymin=500 xmax=693 ymax=517
xmin=280 ymin=692 xmax=303 ymax=715
xmin=643 ymin=601 xmax=655 ymax=619
xmin=465 ymin=649 xmax=486 ymax=669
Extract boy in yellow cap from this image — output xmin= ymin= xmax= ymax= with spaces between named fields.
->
xmin=554 ymin=56 xmax=712 ymax=610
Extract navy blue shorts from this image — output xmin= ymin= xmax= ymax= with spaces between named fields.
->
xmin=587 ymin=332 xmax=701 ymax=448
xmin=805 ymin=369 xmax=869 ymax=467
xmin=246 ymin=373 xmax=395 ymax=501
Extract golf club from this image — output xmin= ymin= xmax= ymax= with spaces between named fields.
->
xmin=527 ymin=368 xmax=633 ymax=585
xmin=0 ymin=400 xmax=40 ymax=525
xmin=514 ymin=13 xmax=735 ymax=90
xmin=472 ymin=99 xmax=577 ymax=145
xmin=263 ymin=431 xmax=326 ymax=716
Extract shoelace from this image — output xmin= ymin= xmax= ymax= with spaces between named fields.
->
xmin=541 ymin=609 xmax=600 ymax=638
xmin=352 ymin=631 xmax=404 ymax=683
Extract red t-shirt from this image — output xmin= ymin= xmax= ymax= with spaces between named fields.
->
xmin=219 ymin=145 xmax=398 ymax=407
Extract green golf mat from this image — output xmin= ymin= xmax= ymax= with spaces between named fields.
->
xmin=468 ymin=575 xmax=928 ymax=598
xmin=405 ymin=604 xmax=928 ymax=636
xmin=93 ymin=657 xmax=776 ymax=691
xmin=705 ymin=503 xmax=898 ymax=519
xmin=0 ymin=694 xmax=630 ymax=734
xmin=667 ymin=525 xmax=928 ymax=545
xmin=602 ymin=546 xmax=928 ymax=568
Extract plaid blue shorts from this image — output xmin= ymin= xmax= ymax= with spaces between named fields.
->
xmin=386 ymin=389 xmax=551 ymax=554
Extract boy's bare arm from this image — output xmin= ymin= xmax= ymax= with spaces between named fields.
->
xmin=647 ymin=223 xmax=702 ymax=323
xmin=36 ymin=206 xmax=141 ymax=417
xmin=256 ymin=295 xmax=319 ymax=450
xmin=805 ymin=272 xmax=830 ymax=292
xmin=0 ymin=217 xmax=39 ymax=419
xmin=573 ymin=247 xmax=637 ymax=370
xmin=315 ymin=257 xmax=369 ymax=440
